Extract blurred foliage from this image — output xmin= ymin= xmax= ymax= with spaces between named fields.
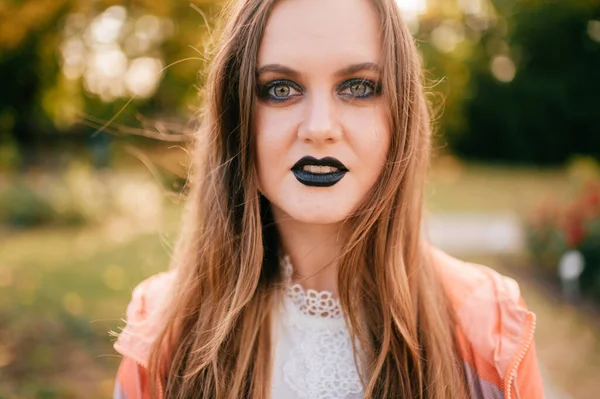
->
xmin=0 ymin=181 xmax=79 ymax=227
xmin=524 ymin=164 xmax=600 ymax=300
xmin=0 ymin=0 xmax=219 ymax=169
xmin=452 ymin=0 xmax=600 ymax=164
xmin=0 ymin=161 xmax=170 ymax=228
xmin=0 ymin=0 xmax=599 ymax=169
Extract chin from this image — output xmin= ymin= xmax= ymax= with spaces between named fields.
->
xmin=288 ymin=210 xmax=347 ymax=225
xmin=279 ymin=200 xmax=354 ymax=225
xmin=261 ymin=177 xmax=364 ymax=226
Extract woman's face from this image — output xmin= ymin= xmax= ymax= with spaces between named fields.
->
xmin=254 ymin=0 xmax=390 ymax=225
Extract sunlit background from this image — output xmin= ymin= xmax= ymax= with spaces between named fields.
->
xmin=1 ymin=0 xmax=599 ymax=398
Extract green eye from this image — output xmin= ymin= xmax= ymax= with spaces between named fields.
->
xmin=339 ymin=79 xmax=380 ymax=99
xmin=258 ymin=80 xmax=302 ymax=102
xmin=270 ymin=83 xmax=291 ymax=98
xmin=349 ymin=82 xmax=369 ymax=96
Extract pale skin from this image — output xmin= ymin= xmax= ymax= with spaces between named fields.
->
xmin=254 ymin=0 xmax=390 ymax=294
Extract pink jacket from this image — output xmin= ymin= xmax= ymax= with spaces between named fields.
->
xmin=112 ymin=248 xmax=544 ymax=398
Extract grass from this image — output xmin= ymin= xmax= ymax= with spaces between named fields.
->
xmin=426 ymin=156 xmax=577 ymax=213
xmin=0 ymin=197 xmax=182 ymax=398
xmin=0 ymin=157 xmax=597 ymax=398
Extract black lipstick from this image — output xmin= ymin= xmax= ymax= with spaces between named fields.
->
xmin=291 ymin=156 xmax=348 ymax=187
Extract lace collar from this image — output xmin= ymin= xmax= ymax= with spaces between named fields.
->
xmin=281 ymin=255 xmax=343 ymax=319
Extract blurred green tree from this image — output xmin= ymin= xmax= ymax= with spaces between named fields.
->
xmin=0 ymin=0 xmax=222 ymax=169
xmin=0 ymin=0 xmax=69 ymax=168
xmin=454 ymin=0 xmax=600 ymax=164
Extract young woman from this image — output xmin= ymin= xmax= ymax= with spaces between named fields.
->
xmin=113 ymin=0 xmax=544 ymax=397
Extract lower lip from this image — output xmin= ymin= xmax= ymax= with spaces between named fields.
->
xmin=291 ymin=170 xmax=347 ymax=187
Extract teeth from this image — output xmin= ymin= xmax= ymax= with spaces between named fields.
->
xmin=302 ymin=165 xmax=340 ymax=174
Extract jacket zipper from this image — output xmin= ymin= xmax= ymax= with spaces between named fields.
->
xmin=504 ymin=311 xmax=536 ymax=399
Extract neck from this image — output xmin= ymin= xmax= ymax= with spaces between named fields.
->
xmin=272 ymin=207 xmax=345 ymax=296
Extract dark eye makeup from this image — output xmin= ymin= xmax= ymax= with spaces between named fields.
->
xmin=338 ymin=78 xmax=381 ymax=99
xmin=257 ymin=79 xmax=303 ymax=103
xmin=256 ymin=78 xmax=381 ymax=103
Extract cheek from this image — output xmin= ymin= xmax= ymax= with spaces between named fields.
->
xmin=255 ymin=104 xmax=296 ymax=148
xmin=348 ymin=107 xmax=391 ymax=176
xmin=253 ymin=105 xmax=295 ymax=187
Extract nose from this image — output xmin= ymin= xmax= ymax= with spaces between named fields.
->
xmin=297 ymin=93 xmax=342 ymax=144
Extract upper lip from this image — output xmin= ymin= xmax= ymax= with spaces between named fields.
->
xmin=292 ymin=156 xmax=348 ymax=171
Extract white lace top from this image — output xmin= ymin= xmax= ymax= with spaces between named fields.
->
xmin=270 ymin=256 xmax=364 ymax=399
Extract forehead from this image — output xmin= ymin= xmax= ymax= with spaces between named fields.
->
xmin=258 ymin=0 xmax=382 ymax=68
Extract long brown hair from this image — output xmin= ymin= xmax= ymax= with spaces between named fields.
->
xmin=148 ymin=0 xmax=468 ymax=397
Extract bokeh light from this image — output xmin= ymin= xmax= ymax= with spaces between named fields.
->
xmin=491 ymin=55 xmax=516 ymax=83
xmin=588 ymin=20 xmax=600 ymax=43
xmin=431 ymin=20 xmax=466 ymax=53
xmin=58 ymin=6 xmax=171 ymax=102
xmin=395 ymin=0 xmax=427 ymax=14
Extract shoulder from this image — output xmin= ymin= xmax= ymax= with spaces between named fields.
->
xmin=430 ymin=247 xmax=536 ymax=384
xmin=430 ymin=247 xmax=524 ymax=310
xmin=113 ymin=271 xmax=177 ymax=368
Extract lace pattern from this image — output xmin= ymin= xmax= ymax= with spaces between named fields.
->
xmin=282 ymin=255 xmax=343 ymax=319
xmin=282 ymin=322 xmax=363 ymax=399
xmin=277 ymin=256 xmax=364 ymax=399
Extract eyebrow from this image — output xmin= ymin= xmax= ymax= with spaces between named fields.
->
xmin=256 ymin=62 xmax=381 ymax=78
xmin=334 ymin=62 xmax=381 ymax=77
xmin=256 ymin=64 xmax=299 ymax=78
